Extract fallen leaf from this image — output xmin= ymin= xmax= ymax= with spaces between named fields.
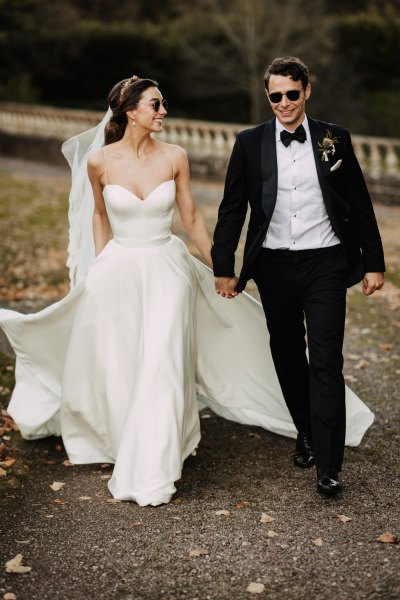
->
xmin=378 ymin=343 xmax=393 ymax=351
xmin=201 ymin=414 xmax=211 ymax=419
xmin=260 ymin=513 xmax=275 ymax=523
xmin=376 ymin=532 xmax=399 ymax=544
xmin=235 ymin=501 xmax=246 ymax=509
xmin=132 ymin=522 xmax=142 ymax=527
xmin=101 ymin=463 xmax=111 ymax=468
xmin=189 ymin=547 xmax=209 ymax=557
xmin=44 ymin=460 xmax=56 ymax=465
xmin=337 ymin=514 xmax=352 ymax=523
xmin=50 ymin=481 xmax=65 ymax=492
xmin=354 ymin=359 xmax=368 ymax=370
xmin=54 ymin=443 xmax=63 ymax=452
xmin=3 ymin=592 xmax=17 ymax=599
xmin=348 ymin=353 xmax=361 ymax=360
xmin=62 ymin=460 xmax=74 ymax=467
xmin=266 ymin=530 xmax=279 ymax=538
xmin=311 ymin=537 xmax=323 ymax=546
xmin=170 ymin=498 xmax=182 ymax=505
xmin=4 ymin=554 xmax=32 ymax=574
xmin=215 ymin=510 xmax=230 ymax=516
xmin=100 ymin=474 xmax=111 ymax=480
xmin=53 ymin=499 xmax=66 ymax=505
xmin=78 ymin=496 xmax=91 ymax=501
xmin=106 ymin=498 xmax=122 ymax=504
xmin=0 ymin=467 xmax=7 ymax=478
xmin=15 ymin=541 xmax=30 ymax=544
xmin=0 ymin=457 xmax=16 ymax=468
xmin=246 ymin=582 xmax=265 ymax=594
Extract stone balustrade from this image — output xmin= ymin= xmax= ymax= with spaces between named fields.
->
xmin=1 ymin=102 xmax=400 ymax=182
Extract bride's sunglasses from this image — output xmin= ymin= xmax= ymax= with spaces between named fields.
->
xmin=151 ymin=99 xmax=168 ymax=112
xmin=268 ymin=90 xmax=301 ymax=104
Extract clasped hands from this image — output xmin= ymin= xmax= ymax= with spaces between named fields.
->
xmin=215 ymin=276 xmax=239 ymax=299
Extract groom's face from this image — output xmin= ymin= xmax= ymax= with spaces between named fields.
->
xmin=266 ymin=74 xmax=311 ymax=131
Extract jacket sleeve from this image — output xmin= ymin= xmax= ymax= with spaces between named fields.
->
xmin=211 ymin=136 xmax=248 ymax=277
xmin=341 ymin=130 xmax=385 ymax=273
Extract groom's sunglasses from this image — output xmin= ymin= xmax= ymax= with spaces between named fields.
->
xmin=268 ymin=90 xmax=301 ymax=104
xmin=151 ymin=99 xmax=168 ymax=112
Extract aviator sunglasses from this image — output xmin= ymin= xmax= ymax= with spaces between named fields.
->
xmin=268 ymin=90 xmax=301 ymax=103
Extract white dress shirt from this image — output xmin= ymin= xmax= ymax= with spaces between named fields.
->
xmin=263 ymin=116 xmax=340 ymax=250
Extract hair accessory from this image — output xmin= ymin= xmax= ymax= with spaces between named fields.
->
xmin=119 ymin=75 xmax=140 ymax=99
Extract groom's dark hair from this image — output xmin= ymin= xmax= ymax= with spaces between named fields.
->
xmin=264 ymin=57 xmax=309 ymax=91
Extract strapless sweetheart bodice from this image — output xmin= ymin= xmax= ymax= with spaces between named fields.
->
xmin=103 ymin=180 xmax=176 ymax=246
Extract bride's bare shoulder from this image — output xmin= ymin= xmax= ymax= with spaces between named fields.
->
xmin=87 ymin=148 xmax=104 ymax=172
xmin=156 ymin=140 xmax=188 ymax=165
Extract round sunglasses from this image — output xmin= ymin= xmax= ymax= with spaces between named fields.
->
xmin=150 ymin=99 xmax=168 ymax=112
xmin=268 ymin=90 xmax=301 ymax=104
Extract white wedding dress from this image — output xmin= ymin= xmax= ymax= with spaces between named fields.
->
xmin=0 ymin=176 xmax=374 ymax=505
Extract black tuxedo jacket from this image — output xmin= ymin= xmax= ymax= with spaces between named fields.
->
xmin=212 ymin=116 xmax=385 ymax=292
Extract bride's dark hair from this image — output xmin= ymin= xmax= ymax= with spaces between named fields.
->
xmin=104 ymin=76 xmax=159 ymax=145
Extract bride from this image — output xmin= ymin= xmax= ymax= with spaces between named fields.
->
xmin=0 ymin=76 xmax=374 ymax=506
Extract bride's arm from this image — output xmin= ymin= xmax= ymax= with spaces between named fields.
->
xmin=173 ymin=146 xmax=213 ymax=268
xmin=88 ymin=152 xmax=112 ymax=256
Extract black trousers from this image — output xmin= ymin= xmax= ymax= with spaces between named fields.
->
xmin=252 ymin=245 xmax=347 ymax=470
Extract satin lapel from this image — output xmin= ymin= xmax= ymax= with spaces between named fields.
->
xmin=260 ymin=118 xmax=278 ymax=221
xmin=308 ymin=116 xmax=349 ymax=235
xmin=308 ymin=116 xmax=332 ymax=182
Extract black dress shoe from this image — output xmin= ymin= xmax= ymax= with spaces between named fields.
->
xmin=293 ymin=432 xmax=315 ymax=469
xmin=317 ymin=466 xmax=342 ymax=496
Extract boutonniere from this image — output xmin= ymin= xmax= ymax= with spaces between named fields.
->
xmin=318 ymin=130 xmax=340 ymax=162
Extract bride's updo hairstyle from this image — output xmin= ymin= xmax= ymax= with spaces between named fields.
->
xmin=104 ymin=75 xmax=159 ymax=145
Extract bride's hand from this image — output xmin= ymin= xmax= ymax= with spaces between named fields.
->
xmin=215 ymin=276 xmax=239 ymax=299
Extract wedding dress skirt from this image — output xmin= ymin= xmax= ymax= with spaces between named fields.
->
xmin=0 ymin=180 xmax=374 ymax=506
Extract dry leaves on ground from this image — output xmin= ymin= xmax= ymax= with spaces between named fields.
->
xmin=260 ymin=513 xmax=275 ymax=523
xmin=311 ymin=538 xmax=324 ymax=546
xmin=376 ymin=532 xmax=399 ymax=544
xmin=235 ymin=501 xmax=246 ymax=509
xmin=0 ymin=467 xmax=7 ymax=478
xmin=189 ymin=547 xmax=209 ymax=557
xmin=0 ymin=411 xmax=19 ymax=436
xmin=215 ymin=510 xmax=230 ymax=516
xmin=50 ymin=481 xmax=65 ymax=492
xmin=0 ymin=457 xmax=15 ymax=469
xmin=4 ymin=554 xmax=32 ymax=574
xmin=246 ymin=582 xmax=265 ymax=594
xmin=3 ymin=592 xmax=17 ymax=599
xmin=337 ymin=514 xmax=352 ymax=523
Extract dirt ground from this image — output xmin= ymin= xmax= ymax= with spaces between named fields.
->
xmin=0 ymin=158 xmax=399 ymax=600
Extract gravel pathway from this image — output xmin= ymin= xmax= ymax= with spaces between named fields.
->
xmin=0 ymin=160 xmax=399 ymax=600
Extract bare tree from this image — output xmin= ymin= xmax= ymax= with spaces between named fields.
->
xmin=177 ymin=0 xmax=333 ymax=123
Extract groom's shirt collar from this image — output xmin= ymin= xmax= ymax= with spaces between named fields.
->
xmin=275 ymin=115 xmax=310 ymax=143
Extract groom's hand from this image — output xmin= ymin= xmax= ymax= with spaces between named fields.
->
xmin=362 ymin=272 xmax=385 ymax=296
xmin=215 ymin=276 xmax=239 ymax=299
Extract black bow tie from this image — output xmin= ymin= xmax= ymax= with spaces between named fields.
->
xmin=280 ymin=125 xmax=307 ymax=147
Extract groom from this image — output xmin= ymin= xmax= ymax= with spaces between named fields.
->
xmin=212 ymin=56 xmax=385 ymax=496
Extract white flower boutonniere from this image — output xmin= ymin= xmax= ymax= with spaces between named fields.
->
xmin=318 ymin=130 xmax=340 ymax=162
